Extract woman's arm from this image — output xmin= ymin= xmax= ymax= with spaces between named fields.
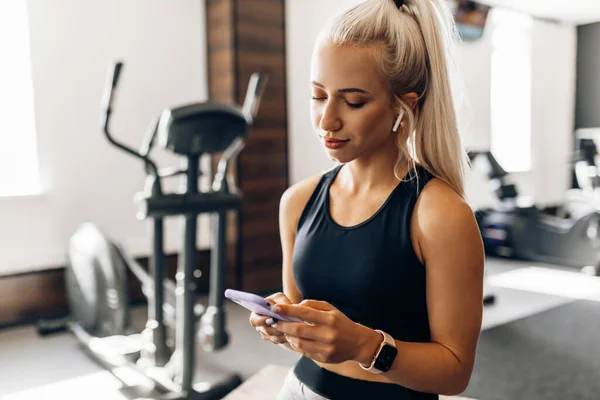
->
xmin=278 ymin=184 xmax=306 ymax=305
xmin=279 ymin=172 xmax=325 ymax=303
xmin=251 ymin=173 xmax=323 ymax=349
xmin=355 ymin=178 xmax=485 ymax=395
xmin=271 ymin=183 xmax=308 ymax=351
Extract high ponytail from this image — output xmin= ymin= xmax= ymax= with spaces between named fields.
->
xmin=318 ymin=0 xmax=468 ymax=198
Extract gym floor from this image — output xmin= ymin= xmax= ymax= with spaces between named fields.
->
xmin=0 ymin=257 xmax=598 ymax=400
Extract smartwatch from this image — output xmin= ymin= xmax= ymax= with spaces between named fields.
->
xmin=359 ymin=330 xmax=398 ymax=374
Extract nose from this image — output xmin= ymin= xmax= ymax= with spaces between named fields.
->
xmin=319 ymin=100 xmax=342 ymax=133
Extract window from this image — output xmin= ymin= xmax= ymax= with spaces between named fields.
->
xmin=0 ymin=2 xmax=41 ymax=196
xmin=490 ymin=9 xmax=533 ymax=172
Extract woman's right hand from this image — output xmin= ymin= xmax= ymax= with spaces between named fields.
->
xmin=249 ymin=292 xmax=293 ymax=345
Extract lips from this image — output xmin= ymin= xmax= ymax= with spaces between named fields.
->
xmin=321 ymin=136 xmax=350 ymax=143
xmin=321 ymin=136 xmax=350 ymax=150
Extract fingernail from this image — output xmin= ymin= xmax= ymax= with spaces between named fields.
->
xmin=265 ymin=318 xmax=274 ymax=325
xmin=271 ymin=323 xmax=278 ymax=328
xmin=272 ymin=306 xmax=280 ymax=313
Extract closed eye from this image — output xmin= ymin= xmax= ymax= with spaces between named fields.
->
xmin=311 ymin=96 xmax=365 ymax=110
xmin=346 ymin=102 xmax=365 ymax=109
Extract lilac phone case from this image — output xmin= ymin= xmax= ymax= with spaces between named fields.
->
xmin=224 ymin=289 xmax=303 ymax=323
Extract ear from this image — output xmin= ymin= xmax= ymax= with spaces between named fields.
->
xmin=402 ymin=92 xmax=419 ymax=110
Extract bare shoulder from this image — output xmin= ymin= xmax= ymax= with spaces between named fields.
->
xmin=280 ymin=168 xmax=331 ymax=225
xmin=414 ymin=178 xmax=475 ymax=222
xmin=412 ymin=178 xmax=482 ymax=263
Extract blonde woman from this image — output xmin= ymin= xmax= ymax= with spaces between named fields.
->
xmin=250 ymin=0 xmax=484 ymax=398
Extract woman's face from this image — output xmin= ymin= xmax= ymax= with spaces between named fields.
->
xmin=310 ymin=41 xmax=397 ymax=164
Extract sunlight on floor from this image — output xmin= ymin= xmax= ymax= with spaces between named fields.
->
xmin=2 ymin=367 xmax=159 ymax=400
xmin=3 ymin=371 xmax=125 ymax=400
xmin=487 ymin=267 xmax=600 ymax=301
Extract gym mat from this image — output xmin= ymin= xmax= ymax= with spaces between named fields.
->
xmin=463 ymin=300 xmax=600 ymax=400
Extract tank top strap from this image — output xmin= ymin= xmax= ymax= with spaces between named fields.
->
xmin=402 ymin=164 xmax=436 ymax=198
xmin=296 ymin=164 xmax=343 ymax=232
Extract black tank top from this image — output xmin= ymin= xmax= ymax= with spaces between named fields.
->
xmin=292 ymin=163 xmax=438 ymax=400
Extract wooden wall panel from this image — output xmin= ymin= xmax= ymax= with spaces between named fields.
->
xmin=237 ymin=0 xmax=288 ymax=293
xmin=206 ymin=0 xmax=236 ymax=104
xmin=0 ymin=269 xmax=67 ymax=327
xmin=207 ymin=0 xmax=288 ymax=294
xmin=0 ymin=251 xmax=216 ymax=328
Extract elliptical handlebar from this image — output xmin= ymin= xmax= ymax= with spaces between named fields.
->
xmin=100 ymin=61 xmax=122 ymax=112
xmin=213 ymin=72 xmax=269 ymax=192
xmin=100 ymin=61 xmax=161 ymax=183
xmin=242 ymin=72 xmax=269 ymax=122
xmin=100 ymin=62 xmax=268 ymax=195
xmin=139 ymin=115 xmax=160 ymax=158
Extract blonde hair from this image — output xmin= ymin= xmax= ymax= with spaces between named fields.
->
xmin=318 ymin=0 xmax=467 ymax=198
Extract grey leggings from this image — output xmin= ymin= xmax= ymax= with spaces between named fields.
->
xmin=276 ymin=370 xmax=330 ymax=400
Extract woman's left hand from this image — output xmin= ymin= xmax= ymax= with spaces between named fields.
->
xmin=271 ymin=300 xmax=379 ymax=364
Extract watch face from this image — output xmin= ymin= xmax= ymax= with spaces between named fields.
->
xmin=374 ymin=344 xmax=398 ymax=372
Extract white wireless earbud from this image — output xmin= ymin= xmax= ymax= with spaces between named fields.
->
xmin=392 ymin=110 xmax=404 ymax=133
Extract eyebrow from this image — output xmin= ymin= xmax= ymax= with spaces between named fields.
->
xmin=311 ymin=81 xmax=371 ymax=95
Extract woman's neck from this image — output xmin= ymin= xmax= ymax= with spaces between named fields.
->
xmin=339 ymin=141 xmax=410 ymax=195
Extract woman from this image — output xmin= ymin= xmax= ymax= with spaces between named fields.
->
xmin=250 ymin=0 xmax=484 ymax=398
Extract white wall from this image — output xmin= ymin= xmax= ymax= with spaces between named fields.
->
xmin=455 ymin=17 xmax=496 ymax=208
xmin=286 ymin=1 xmax=577 ymax=209
xmin=0 ymin=0 xmax=209 ymax=275
xmin=453 ymin=19 xmax=492 ymax=151
xmin=285 ymin=0 xmax=362 ymax=184
xmin=530 ymin=19 xmax=577 ymax=206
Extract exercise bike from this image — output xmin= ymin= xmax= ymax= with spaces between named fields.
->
xmin=39 ymin=62 xmax=268 ymax=399
xmin=469 ymin=150 xmax=600 ymax=276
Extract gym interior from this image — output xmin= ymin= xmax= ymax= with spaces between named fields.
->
xmin=1 ymin=1 xmax=599 ymax=399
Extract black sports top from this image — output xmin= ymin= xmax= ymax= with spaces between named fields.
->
xmin=291 ymin=163 xmax=438 ymax=399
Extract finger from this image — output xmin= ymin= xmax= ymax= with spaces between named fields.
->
xmin=285 ymin=336 xmax=333 ymax=362
xmin=256 ymin=325 xmax=284 ymax=337
xmin=259 ymin=331 xmax=287 ymax=344
xmin=284 ymin=335 xmax=302 ymax=352
xmin=274 ymin=321 xmax=332 ymax=342
xmin=249 ymin=312 xmax=270 ymax=327
xmin=250 ymin=311 xmax=283 ymax=327
xmin=265 ymin=292 xmax=293 ymax=305
xmin=271 ymin=335 xmax=288 ymax=344
xmin=300 ymin=299 xmax=335 ymax=311
xmin=272 ymin=304 xmax=331 ymax=325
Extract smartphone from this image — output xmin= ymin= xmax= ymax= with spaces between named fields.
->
xmin=224 ymin=289 xmax=304 ymax=323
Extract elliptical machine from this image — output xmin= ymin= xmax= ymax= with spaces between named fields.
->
xmin=469 ymin=150 xmax=600 ymax=276
xmin=47 ymin=62 xmax=267 ymax=399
